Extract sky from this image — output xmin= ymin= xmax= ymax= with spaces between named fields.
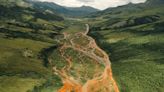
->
xmin=38 ymin=0 xmax=147 ymax=10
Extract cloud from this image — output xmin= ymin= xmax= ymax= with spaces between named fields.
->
xmin=37 ymin=0 xmax=147 ymax=10
xmin=77 ymin=0 xmax=95 ymax=3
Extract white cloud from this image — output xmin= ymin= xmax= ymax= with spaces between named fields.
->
xmin=38 ymin=0 xmax=147 ymax=10
xmin=77 ymin=0 xmax=95 ymax=3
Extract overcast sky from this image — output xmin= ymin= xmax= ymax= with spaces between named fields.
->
xmin=38 ymin=0 xmax=147 ymax=10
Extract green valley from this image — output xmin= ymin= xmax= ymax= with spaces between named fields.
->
xmin=0 ymin=0 xmax=163 ymax=92
xmin=88 ymin=0 xmax=164 ymax=92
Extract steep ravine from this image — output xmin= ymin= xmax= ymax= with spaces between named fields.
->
xmin=49 ymin=24 xmax=119 ymax=92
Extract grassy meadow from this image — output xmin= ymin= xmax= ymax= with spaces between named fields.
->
xmin=89 ymin=20 xmax=164 ymax=92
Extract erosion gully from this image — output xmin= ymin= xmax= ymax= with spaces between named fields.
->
xmin=50 ymin=24 xmax=119 ymax=92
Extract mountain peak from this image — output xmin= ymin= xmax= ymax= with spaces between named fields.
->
xmin=79 ymin=5 xmax=99 ymax=10
xmin=24 ymin=0 xmax=99 ymax=17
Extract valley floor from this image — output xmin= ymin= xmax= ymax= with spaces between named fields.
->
xmin=50 ymin=24 xmax=119 ymax=92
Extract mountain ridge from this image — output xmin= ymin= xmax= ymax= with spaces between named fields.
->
xmin=25 ymin=0 xmax=99 ymax=17
xmin=87 ymin=0 xmax=164 ymax=18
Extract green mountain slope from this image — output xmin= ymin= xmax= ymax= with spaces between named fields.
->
xmin=88 ymin=0 xmax=164 ymax=92
xmin=26 ymin=0 xmax=99 ymax=17
xmin=88 ymin=0 xmax=164 ymax=18
xmin=0 ymin=0 xmax=66 ymax=92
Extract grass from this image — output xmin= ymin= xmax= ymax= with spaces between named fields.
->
xmin=0 ymin=76 xmax=45 ymax=92
xmin=0 ymin=38 xmax=52 ymax=74
xmin=62 ymin=25 xmax=85 ymax=33
xmin=0 ymin=6 xmax=66 ymax=90
xmin=0 ymin=1 xmax=67 ymax=92
xmin=90 ymin=21 xmax=164 ymax=92
xmin=62 ymin=19 xmax=86 ymax=34
xmin=0 ymin=37 xmax=57 ymax=92
xmin=88 ymin=4 xmax=164 ymax=92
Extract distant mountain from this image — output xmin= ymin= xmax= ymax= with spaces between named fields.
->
xmin=0 ymin=0 xmax=64 ymax=21
xmin=88 ymin=0 xmax=164 ymax=18
xmin=88 ymin=0 xmax=164 ymax=30
xmin=87 ymin=3 xmax=142 ymax=18
xmin=66 ymin=5 xmax=98 ymax=12
xmin=64 ymin=5 xmax=99 ymax=17
xmin=0 ymin=0 xmax=30 ymax=7
xmin=0 ymin=0 xmax=65 ymax=42
xmin=25 ymin=0 xmax=99 ymax=17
